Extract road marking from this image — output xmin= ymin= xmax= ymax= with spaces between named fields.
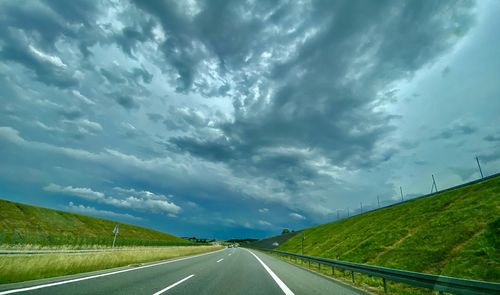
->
xmin=245 ymin=249 xmax=294 ymax=295
xmin=152 ymin=274 xmax=194 ymax=295
xmin=216 ymin=258 xmax=224 ymax=263
xmin=0 ymin=249 xmax=225 ymax=295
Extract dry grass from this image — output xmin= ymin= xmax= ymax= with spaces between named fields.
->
xmin=0 ymin=245 xmax=222 ymax=284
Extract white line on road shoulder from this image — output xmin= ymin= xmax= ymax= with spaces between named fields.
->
xmin=152 ymin=274 xmax=194 ymax=295
xmin=0 ymin=249 xmax=225 ymax=295
xmin=245 ymin=249 xmax=294 ymax=295
xmin=216 ymin=258 xmax=224 ymax=263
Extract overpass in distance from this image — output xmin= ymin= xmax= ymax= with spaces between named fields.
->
xmin=0 ymin=247 xmax=365 ymax=295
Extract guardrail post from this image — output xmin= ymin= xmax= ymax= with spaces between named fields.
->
xmin=352 ymin=271 xmax=355 ymax=283
xmin=383 ymin=278 xmax=387 ymax=293
xmin=331 ymin=266 xmax=335 ymax=276
xmin=318 ymin=262 xmax=321 ymax=270
xmin=308 ymin=260 xmax=311 ymax=268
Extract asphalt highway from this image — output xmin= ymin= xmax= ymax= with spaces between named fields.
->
xmin=0 ymin=248 xmax=367 ymax=295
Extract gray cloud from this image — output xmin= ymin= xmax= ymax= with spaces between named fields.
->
xmin=161 ymin=0 xmax=474 ymax=184
xmin=113 ymin=94 xmax=141 ymax=110
xmin=100 ymin=68 xmax=127 ymax=85
xmin=0 ymin=43 xmax=78 ymax=88
xmin=147 ymin=113 xmax=164 ymax=123
xmin=431 ymin=120 xmax=477 ymax=140
xmin=1 ymin=0 xmax=498 ymax=239
xmin=45 ymin=183 xmax=181 ymax=216
xmin=484 ymin=133 xmax=500 ymax=142
xmin=67 ymin=202 xmax=142 ymax=221
xmin=289 ymin=212 xmax=306 ymax=220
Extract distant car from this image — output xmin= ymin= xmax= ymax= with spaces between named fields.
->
xmin=272 ymin=242 xmax=279 ymax=246
xmin=228 ymin=245 xmax=233 ymax=248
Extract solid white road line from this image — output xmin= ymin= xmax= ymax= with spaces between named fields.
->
xmin=216 ymin=258 xmax=224 ymax=263
xmin=0 ymin=249 xmax=225 ymax=295
xmin=245 ymin=249 xmax=294 ymax=295
xmin=152 ymin=274 xmax=194 ymax=295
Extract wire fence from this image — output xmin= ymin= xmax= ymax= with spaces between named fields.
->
xmin=333 ymin=157 xmax=499 ymax=220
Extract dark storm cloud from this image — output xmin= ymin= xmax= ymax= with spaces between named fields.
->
xmin=169 ymin=136 xmax=236 ymax=162
xmin=130 ymin=67 xmax=153 ymax=84
xmin=484 ymin=133 xmax=500 ymax=142
xmin=2 ymin=0 xmax=495 ymax=239
xmin=0 ymin=1 xmax=103 ymax=56
xmin=112 ymin=93 xmax=141 ymax=110
xmin=115 ymin=20 xmax=156 ymax=58
xmin=0 ymin=43 xmax=78 ymax=88
xmin=147 ymin=113 xmax=164 ymax=123
xmin=153 ymin=0 xmax=475 ymax=185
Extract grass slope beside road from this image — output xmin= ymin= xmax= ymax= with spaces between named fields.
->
xmin=0 ymin=198 xmax=189 ymax=247
xmin=0 ymin=245 xmax=222 ymax=284
xmin=278 ymin=175 xmax=500 ymax=283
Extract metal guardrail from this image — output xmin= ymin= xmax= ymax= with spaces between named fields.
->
xmin=258 ymin=249 xmax=500 ymax=295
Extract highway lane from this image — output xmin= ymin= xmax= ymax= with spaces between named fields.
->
xmin=0 ymin=248 xmax=367 ymax=295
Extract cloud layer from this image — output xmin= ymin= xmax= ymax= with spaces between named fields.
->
xmin=1 ymin=0 xmax=499 ymax=239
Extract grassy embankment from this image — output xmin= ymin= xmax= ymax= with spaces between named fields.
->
xmin=0 ymin=199 xmax=192 ymax=248
xmin=276 ymin=175 xmax=500 ymax=294
xmin=0 ymin=245 xmax=222 ymax=284
xmin=0 ymin=199 xmax=222 ymax=284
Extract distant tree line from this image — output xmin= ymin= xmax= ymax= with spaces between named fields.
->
xmin=225 ymin=238 xmax=258 ymax=245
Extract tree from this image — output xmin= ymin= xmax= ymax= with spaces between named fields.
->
xmin=281 ymin=228 xmax=290 ymax=234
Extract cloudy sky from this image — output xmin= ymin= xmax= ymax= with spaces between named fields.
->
xmin=1 ymin=0 xmax=499 ymax=239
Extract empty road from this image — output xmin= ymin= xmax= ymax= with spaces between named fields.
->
xmin=0 ymin=248 xmax=366 ymax=295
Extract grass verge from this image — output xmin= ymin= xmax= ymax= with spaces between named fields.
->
xmin=0 ymin=245 xmax=222 ymax=284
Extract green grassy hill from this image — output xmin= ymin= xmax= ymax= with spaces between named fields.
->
xmin=278 ymin=175 xmax=500 ymax=282
xmin=0 ymin=199 xmax=190 ymax=247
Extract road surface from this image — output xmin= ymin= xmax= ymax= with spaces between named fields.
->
xmin=0 ymin=248 xmax=366 ymax=295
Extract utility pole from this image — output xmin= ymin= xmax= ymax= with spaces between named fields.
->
xmin=360 ymin=202 xmax=363 ymax=213
xmin=336 ymin=210 xmax=339 ymax=220
xmin=377 ymin=196 xmax=380 ymax=208
xmin=431 ymin=174 xmax=438 ymax=193
xmin=400 ymin=186 xmax=404 ymax=201
xmin=112 ymin=224 xmax=119 ymax=247
xmin=347 ymin=208 xmax=350 ymax=217
xmin=476 ymin=156 xmax=484 ymax=179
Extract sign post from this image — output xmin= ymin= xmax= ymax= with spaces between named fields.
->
xmin=112 ymin=224 xmax=120 ymax=247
